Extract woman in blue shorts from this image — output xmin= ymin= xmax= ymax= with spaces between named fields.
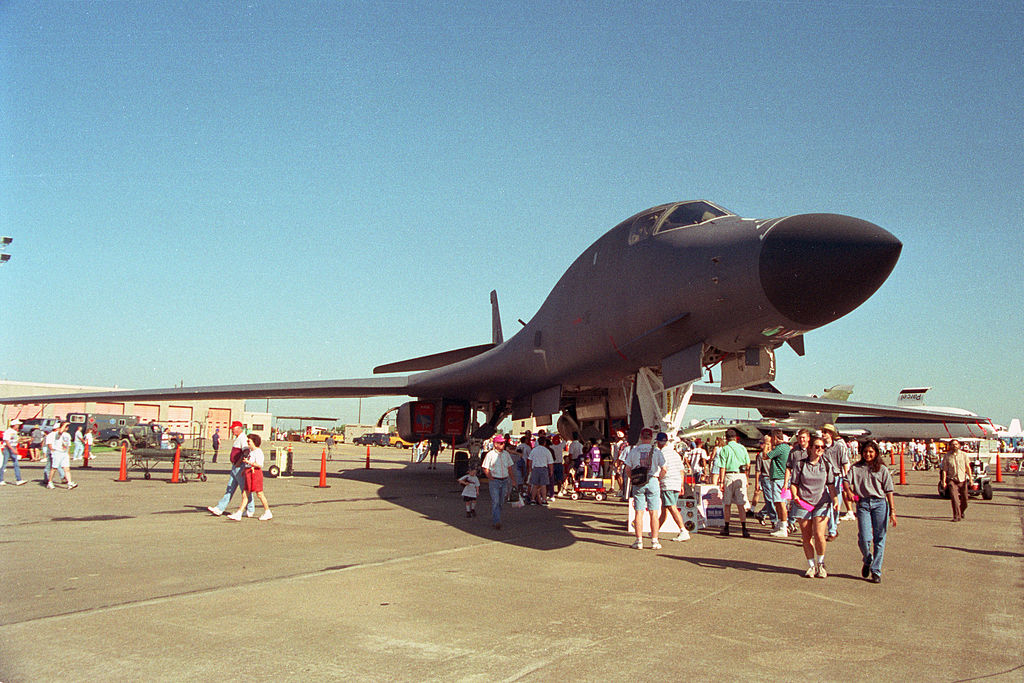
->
xmin=790 ymin=436 xmax=838 ymax=579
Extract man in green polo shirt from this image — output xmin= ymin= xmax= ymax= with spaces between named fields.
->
xmin=715 ymin=429 xmax=751 ymax=537
xmin=767 ymin=429 xmax=793 ymax=537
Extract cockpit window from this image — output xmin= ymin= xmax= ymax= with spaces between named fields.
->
xmin=656 ymin=201 xmax=732 ymax=234
xmin=627 ymin=209 xmax=666 ymax=245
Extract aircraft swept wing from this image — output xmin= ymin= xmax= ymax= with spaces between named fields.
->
xmin=1 ymin=201 xmax=991 ymax=442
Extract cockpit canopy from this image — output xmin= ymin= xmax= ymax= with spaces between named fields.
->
xmin=624 ymin=200 xmax=733 ymax=245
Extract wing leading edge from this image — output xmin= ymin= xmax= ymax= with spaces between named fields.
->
xmin=687 ymin=385 xmax=987 ymax=424
xmin=0 ymin=377 xmax=412 ymax=405
xmin=0 ymin=376 xmax=987 ymax=425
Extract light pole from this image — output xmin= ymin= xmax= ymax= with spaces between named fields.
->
xmin=0 ymin=236 xmax=10 ymax=264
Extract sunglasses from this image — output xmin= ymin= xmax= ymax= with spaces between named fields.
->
xmin=812 ymin=445 xmax=825 ymax=450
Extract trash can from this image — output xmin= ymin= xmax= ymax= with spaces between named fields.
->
xmin=454 ymin=451 xmax=469 ymax=480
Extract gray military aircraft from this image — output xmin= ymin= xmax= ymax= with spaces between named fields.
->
xmin=1 ymin=200 xmax=985 ymax=442
xmin=677 ymin=384 xmax=855 ymax=445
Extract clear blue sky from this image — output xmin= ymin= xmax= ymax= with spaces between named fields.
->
xmin=2 ymin=1 xmax=1021 ymax=427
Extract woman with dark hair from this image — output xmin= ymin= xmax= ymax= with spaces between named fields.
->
xmin=843 ymin=440 xmax=896 ymax=583
xmin=789 ymin=435 xmax=838 ymax=578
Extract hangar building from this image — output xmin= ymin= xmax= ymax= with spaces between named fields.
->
xmin=0 ymin=380 xmax=271 ymax=442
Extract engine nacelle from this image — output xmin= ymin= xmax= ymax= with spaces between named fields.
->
xmin=396 ymin=400 xmax=471 ymax=444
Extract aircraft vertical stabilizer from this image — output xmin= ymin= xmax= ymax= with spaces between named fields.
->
xmin=490 ymin=290 xmax=503 ymax=345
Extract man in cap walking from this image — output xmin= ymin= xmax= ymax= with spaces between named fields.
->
xmin=207 ymin=421 xmax=255 ymax=517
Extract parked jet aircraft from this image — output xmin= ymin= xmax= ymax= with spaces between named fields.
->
xmin=1 ymin=201 xmax=987 ymax=442
xmin=835 ymin=387 xmax=997 ymax=440
xmin=677 ymin=384 xmax=855 ymax=445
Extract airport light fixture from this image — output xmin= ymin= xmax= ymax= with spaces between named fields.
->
xmin=0 ymin=236 xmax=10 ymax=265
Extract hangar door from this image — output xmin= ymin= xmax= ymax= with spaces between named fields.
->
xmin=135 ymin=404 xmax=160 ymax=423
xmin=167 ymin=406 xmax=193 ymax=438
xmin=206 ymin=408 xmax=231 ymax=442
xmin=94 ymin=402 xmax=125 ymax=415
xmin=7 ymin=404 xmax=42 ymax=421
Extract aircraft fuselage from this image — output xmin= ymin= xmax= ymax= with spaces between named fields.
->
xmin=407 ymin=202 xmax=902 ymax=405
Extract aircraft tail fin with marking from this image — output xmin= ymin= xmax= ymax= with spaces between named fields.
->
xmin=897 ymin=387 xmax=931 ymax=406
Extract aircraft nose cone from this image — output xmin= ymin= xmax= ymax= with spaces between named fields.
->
xmin=759 ymin=214 xmax=902 ymax=328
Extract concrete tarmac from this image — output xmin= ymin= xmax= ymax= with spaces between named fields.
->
xmin=1 ymin=444 xmax=1022 ymax=682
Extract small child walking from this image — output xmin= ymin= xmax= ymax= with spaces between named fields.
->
xmin=228 ymin=433 xmax=273 ymax=521
xmin=457 ymin=466 xmax=480 ymax=517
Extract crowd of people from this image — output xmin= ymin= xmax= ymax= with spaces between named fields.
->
xmin=465 ymin=424 xmax=996 ymax=583
xmin=1 ymin=419 xmax=88 ymax=490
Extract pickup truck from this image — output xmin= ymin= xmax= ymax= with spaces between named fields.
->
xmin=304 ymin=432 xmax=343 ymax=444
xmin=353 ymin=433 xmax=391 ymax=447
xmin=110 ymin=424 xmax=165 ymax=450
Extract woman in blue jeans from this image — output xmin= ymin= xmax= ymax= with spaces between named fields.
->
xmin=844 ymin=441 xmax=897 ymax=584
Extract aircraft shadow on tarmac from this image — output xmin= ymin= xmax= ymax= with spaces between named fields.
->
xmin=658 ymin=553 xmax=852 ymax=579
xmin=334 ymin=465 xmax=604 ymax=551
xmin=933 ymin=545 xmax=1024 ymax=559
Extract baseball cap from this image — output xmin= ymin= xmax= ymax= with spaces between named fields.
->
xmin=822 ymin=423 xmax=838 ymax=434
xmin=492 ymin=434 xmax=505 ymax=443
xmin=640 ymin=427 xmax=653 ymax=438
xmin=230 ymin=421 xmax=244 ymax=429
xmin=656 ymin=432 xmax=668 ymax=442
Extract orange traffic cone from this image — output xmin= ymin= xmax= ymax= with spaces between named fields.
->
xmin=171 ymin=444 xmax=181 ymax=483
xmin=116 ymin=443 xmax=129 ymax=482
xmin=365 ymin=444 xmax=370 ymax=469
xmin=995 ymin=452 xmax=1003 ymax=483
xmin=315 ymin=448 xmax=329 ymax=488
xmin=83 ymin=442 xmax=91 ymax=468
xmin=898 ymin=451 xmax=907 ymax=485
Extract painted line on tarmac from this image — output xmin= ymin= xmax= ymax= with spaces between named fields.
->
xmin=1 ymin=536 xmax=509 ymax=629
xmin=794 ymin=590 xmax=861 ymax=608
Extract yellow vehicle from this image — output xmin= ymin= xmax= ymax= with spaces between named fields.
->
xmin=303 ymin=428 xmax=343 ymax=444
xmin=390 ymin=435 xmax=414 ymax=449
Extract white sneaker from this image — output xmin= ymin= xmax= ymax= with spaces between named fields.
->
xmin=673 ymin=530 xmax=691 ymax=541
xmin=0 ymin=481 xmax=6 ymax=486
xmin=651 ymin=540 xmax=662 ymax=550
xmin=259 ymin=511 xmax=273 ymax=521
xmin=841 ymin=511 xmax=856 ymax=521
xmin=630 ymin=539 xmax=643 ymax=549
xmin=226 ymin=511 xmax=242 ymax=521
xmin=816 ymin=563 xmax=828 ymax=579
xmin=245 ymin=511 xmax=254 ymax=518
xmin=207 ymin=506 xmax=223 ymax=516
xmin=805 ymin=565 xmax=817 ymax=578
xmin=67 ymin=482 xmax=78 ymax=490
xmin=46 ymin=482 xmax=55 ymax=489
xmin=770 ymin=527 xmax=789 ymax=538
xmin=15 ymin=480 xmax=26 ymax=486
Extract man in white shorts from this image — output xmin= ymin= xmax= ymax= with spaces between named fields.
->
xmin=46 ymin=422 xmax=77 ymax=490
xmin=714 ymin=429 xmax=749 ymax=537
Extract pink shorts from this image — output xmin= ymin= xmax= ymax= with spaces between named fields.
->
xmin=245 ymin=468 xmax=264 ymax=493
